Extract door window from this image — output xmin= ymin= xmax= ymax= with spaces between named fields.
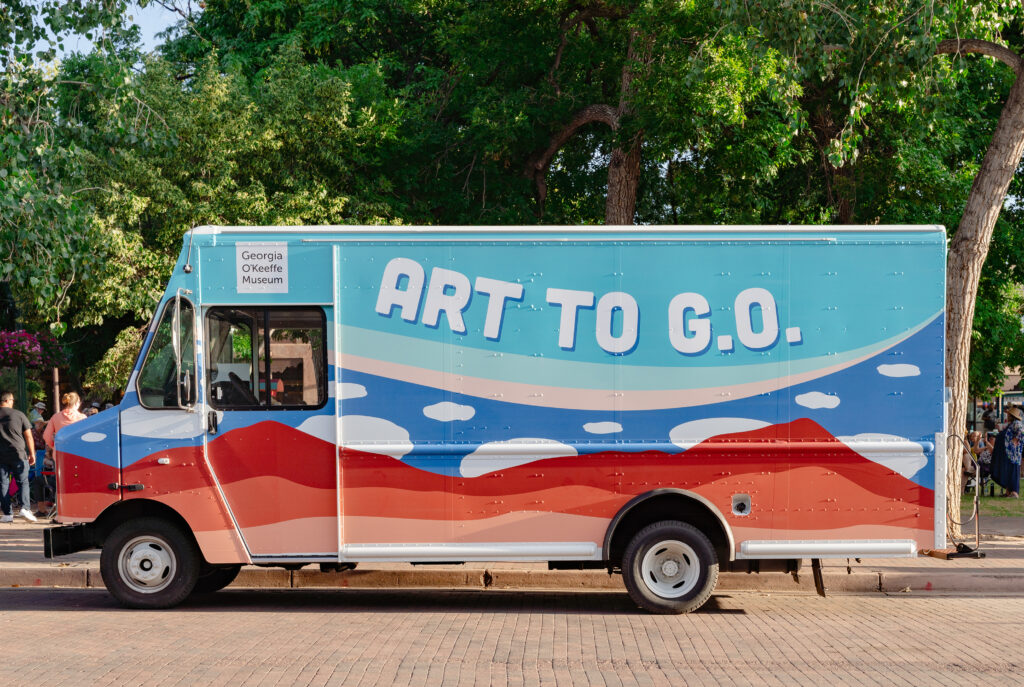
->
xmin=206 ymin=307 xmax=326 ymax=410
xmin=136 ymin=299 xmax=196 ymax=409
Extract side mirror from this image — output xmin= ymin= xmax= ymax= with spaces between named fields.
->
xmin=179 ymin=370 xmax=193 ymax=405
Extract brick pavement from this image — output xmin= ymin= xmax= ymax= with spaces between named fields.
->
xmin=1 ymin=588 xmax=1022 ymax=685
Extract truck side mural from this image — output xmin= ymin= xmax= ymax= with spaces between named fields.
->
xmin=47 ymin=226 xmax=946 ymax=613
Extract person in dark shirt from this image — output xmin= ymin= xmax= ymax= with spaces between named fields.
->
xmin=0 ymin=391 xmax=37 ymax=523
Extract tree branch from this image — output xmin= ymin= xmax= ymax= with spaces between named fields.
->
xmin=936 ymin=38 xmax=1022 ymax=76
xmin=150 ymin=0 xmax=212 ymax=46
xmin=529 ymin=104 xmax=619 ymax=175
xmin=57 ymin=80 xmax=170 ymax=131
xmin=525 ymin=104 xmax=618 ymax=216
xmin=546 ymin=2 xmax=633 ymax=95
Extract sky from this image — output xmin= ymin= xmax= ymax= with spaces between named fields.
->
xmin=130 ymin=2 xmax=183 ymax=53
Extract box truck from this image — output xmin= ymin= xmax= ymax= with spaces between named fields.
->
xmin=45 ymin=225 xmax=947 ymax=613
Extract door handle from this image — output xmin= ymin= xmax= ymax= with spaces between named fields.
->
xmin=208 ymin=410 xmax=219 ymax=434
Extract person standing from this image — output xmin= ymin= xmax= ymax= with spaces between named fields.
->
xmin=983 ymin=406 xmax=997 ymax=432
xmin=28 ymin=401 xmax=45 ymax=423
xmin=0 ymin=391 xmax=37 ymax=523
xmin=42 ymin=391 xmax=86 ymax=450
xmin=990 ymin=405 xmax=1022 ymax=498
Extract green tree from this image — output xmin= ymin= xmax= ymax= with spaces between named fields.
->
xmin=19 ymin=1 xmax=1024 ymax=521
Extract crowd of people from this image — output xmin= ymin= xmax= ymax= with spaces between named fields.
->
xmin=965 ymin=404 xmax=1022 ymax=498
xmin=0 ymin=390 xmax=92 ymax=523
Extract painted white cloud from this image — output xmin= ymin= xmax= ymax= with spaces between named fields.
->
xmin=296 ymin=415 xmax=335 ymax=444
xmin=340 ymin=383 xmax=368 ymax=400
xmin=460 ymin=438 xmax=577 ymax=478
xmin=340 ymin=415 xmax=413 ymax=460
xmin=877 ymin=364 xmax=921 ymax=378
xmin=120 ymin=405 xmax=204 ymax=439
xmin=795 ymin=391 xmax=840 ymax=410
xmin=669 ymin=418 xmax=770 ymax=449
xmin=423 ymin=401 xmax=475 ymax=422
xmin=81 ymin=432 xmax=107 ymax=443
xmin=583 ymin=422 xmax=623 ymax=435
xmin=836 ymin=433 xmax=928 ymax=479
xmin=296 ymin=414 xmax=412 ymax=460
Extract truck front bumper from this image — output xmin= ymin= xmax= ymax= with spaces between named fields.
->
xmin=44 ymin=524 xmax=98 ymax=558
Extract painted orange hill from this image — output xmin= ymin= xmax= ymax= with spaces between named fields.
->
xmin=52 ymin=417 xmax=935 ymax=534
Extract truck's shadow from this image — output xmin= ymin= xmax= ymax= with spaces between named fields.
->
xmin=0 ymin=588 xmax=746 ymax=615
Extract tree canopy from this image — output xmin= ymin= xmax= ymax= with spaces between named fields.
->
xmin=2 ymin=0 xmax=1024 ymax=422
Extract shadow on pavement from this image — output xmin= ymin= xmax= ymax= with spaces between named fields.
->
xmin=0 ymin=588 xmax=748 ymax=616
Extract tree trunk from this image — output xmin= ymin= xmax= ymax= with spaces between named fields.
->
xmin=529 ymin=19 xmax=649 ymax=225
xmin=944 ymin=66 xmax=1024 ymax=538
xmin=605 ymin=133 xmax=642 ymax=224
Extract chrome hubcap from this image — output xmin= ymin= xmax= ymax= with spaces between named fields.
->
xmin=119 ymin=535 xmax=176 ymax=594
xmin=641 ymin=539 xmax=700 ymax=599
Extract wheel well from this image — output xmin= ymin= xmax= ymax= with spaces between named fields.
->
xmin=93 ymin=500 xmax=196 ymax=550
xmin=605 ymin=491 xmax=733 ymax=567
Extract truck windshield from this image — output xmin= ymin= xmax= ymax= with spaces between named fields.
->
xmin=136 ymin=299 xmax=196 ymax=409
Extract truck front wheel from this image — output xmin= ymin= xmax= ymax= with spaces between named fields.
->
xmin=622 ymin=520 xmax=718 ymax=614
xmin=100 ymin=517 xmax=200 ymax=609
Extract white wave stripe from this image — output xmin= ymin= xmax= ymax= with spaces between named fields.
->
xmin=795 ymin=391 xmax=840 ymax=410
xmin=423 ymin=401 xmax=475 ymax=422
xmin=460 ymin=438 xmax=577 ymax=478
xmin=120 ymin=405 xmax=204 ymax=439
xmin=340 ymin=311 xmax=942 ymax=411
xmin=81 ymin=432 xmax=107 ymax=443
xmin=340 ymin=383 xmax=368 ymax=400
xmin=583 ymin=421 xmax=622 ymax=435
xmin=296 ymin=414 xmax=413 ymax=460
xmin=837 ymin=433 xmax=928 ymax=479
xmin=669 ymin=418 xmax=770 ymax=449
xmin=877 ymin=364 xmax=920 ymax=378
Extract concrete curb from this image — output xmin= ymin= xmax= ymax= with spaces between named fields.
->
xmin=878 ymin=571 xmax=1023 ymax=594
xmin=0 ymin=567 xmax=90 ymax=589
xmin=3 ymin=565 xmax=1017 ymax=596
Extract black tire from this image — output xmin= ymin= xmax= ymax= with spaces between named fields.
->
xmin=99 ymin=517 xmax=200 ymax=609
xmin=192 ymin=564 xmax=242 ymax=595
xmin=621 ymin=520 xmax=718 ymax=614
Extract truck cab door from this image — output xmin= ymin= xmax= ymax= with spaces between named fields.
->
xmin=119 ymin=295 xmax=206 ymax=510
xmin=202 ymin=306 xmax=337 ymax=561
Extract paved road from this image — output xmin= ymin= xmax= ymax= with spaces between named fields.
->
xmin=2 ymin=588 xmax=1020 ymax=685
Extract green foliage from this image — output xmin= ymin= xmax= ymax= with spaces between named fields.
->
xmin=5 ymin=0 xmax=1024 ymax=404
xmin=0 ymin=63 xmax=108 ymax=326
xmin=82 ymin=325 xmax=146 ymax=399
xmin=1 ymin=0 xmax=149 ymax=335
xmin=972 ymin=181 xmax=1024 ymax=398
xmin=0 ymin=368 xmax=43 ymax=403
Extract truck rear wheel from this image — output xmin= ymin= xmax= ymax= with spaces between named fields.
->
xmin=100 ymin=517 xmax=200 ymax=609
xmin=622 ymin=520 xmax=718 ymax=614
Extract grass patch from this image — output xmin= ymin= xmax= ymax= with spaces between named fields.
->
xmin=961 ymin=490 xmax=1024 ymax=518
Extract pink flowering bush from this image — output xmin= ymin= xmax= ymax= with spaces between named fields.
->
xmin=0 ymin=330 xmax=68 ymax=368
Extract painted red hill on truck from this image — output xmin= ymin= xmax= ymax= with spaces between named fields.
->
xmin=46 ymin=226 xmax=947 ymax=613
